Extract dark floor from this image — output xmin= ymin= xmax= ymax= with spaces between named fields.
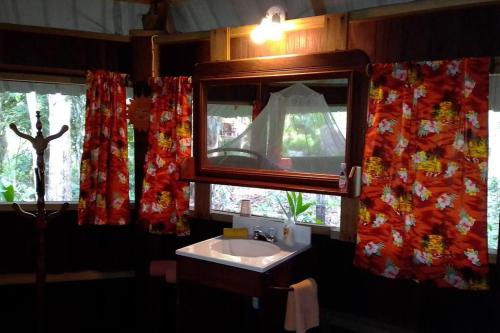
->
xmin=1 ymin=276 xmax=498 ymax=333
xmin=0 ymin=277 xmax=376 ymax=333
xmin=1 ymin=278 xmax=137 ymax=333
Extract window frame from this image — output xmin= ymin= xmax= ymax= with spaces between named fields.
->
xmin=189 ymin=50 xmax=370 ymax=197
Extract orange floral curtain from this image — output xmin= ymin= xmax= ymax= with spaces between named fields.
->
xmin=139 ymin=77 xmax=192 ymax=235
xmin=78 ymin=70 xmax=130 ymax=226
xmin=354 ymin=58 xmax=490 ymax=289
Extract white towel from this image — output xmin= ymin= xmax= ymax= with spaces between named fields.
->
xmin=284 ymin=278 xmax=319 ymax=333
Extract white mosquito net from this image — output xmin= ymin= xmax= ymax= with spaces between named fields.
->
xmin=207 ymin=82 xmax=346 ymax=175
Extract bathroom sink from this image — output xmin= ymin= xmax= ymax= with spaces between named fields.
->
xmin=176 ymin=236 xmax=310 ymax=272
xmin=211 ymin=239 xmax=280 ymax=257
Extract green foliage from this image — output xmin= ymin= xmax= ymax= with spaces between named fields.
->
xmin=68 ymin=95 xmax=86 ymax=200
xmin=0 ymin=90 xmax=136 ymax=203
xmin=1 ymin=93 xmax=31 ymax=141
xmin=127 ymin=123 xmax=135 ymax=201
xmin=278 ymin=191 xmax=316 ymax=223
xmin=488 ymin=176 xmax=500 ymax=248
xmin=282 ymin=113 xmax=326 ymax=156
xmin=1 ymin=184 xmax=14 ymax=202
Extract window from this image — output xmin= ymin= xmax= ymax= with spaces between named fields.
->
xmin=207 ymin=104 xmax=252 ymax=150
xmin=211 ymin=184 xmax=341 ymax=227
xmin=207 ymin=98 xmax=342 ymax=226
xmin=489 ymin=109 xmax=499 ymax=249
xmin=0 ymin=80 xmax=135 ymax=203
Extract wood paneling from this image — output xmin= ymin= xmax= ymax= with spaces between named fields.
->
xmin=0 ymin=29 xmax=132 ymax=74
xmin=230 ymin=29 xmax=324 ymax=59
xmin=348 ymin=5 xmax=500 ymax=63
xmin=210 ymin=28 xmax=230 ymax=61
xmin=324 ymin=13 xmax=348 ymax=51
xmin=158 ymin=41 xmax=210 ymax=77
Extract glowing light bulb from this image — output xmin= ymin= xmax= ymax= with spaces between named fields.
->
xmin=267 ymin=22 xmax=283 ymax=41
xmin=250 ymin=23 xmax=267 ymax=44
xmin=250 ymin=6 xmax=287 ymax=44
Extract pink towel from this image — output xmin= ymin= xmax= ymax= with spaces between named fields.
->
xmin=149 ymin=260 xmax=177 ymax=284
xmin=284 ymin=278 xmax=319 ymax=333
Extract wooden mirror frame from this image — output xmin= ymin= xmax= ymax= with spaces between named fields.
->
xmin=186 ymin=50 xmax=370 ymax=196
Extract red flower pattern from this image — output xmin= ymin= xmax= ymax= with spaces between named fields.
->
xmin=354 ymin=58 xmax=490 ymax=289
xmin=139 ymin=77 xmax=192 ymax=235
xmin=78 ymin=70 xmax=130 ymax=226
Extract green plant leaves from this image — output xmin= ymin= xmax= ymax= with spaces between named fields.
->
xmin=2 ymin=185 xmax=14 ymax=202
xmin=286 ymin=191 xmax=296 ymax=218
xmin=285 ymin=191 xmax=314 ymax=223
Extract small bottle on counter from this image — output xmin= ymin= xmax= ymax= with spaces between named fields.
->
xmin=339 ymin=162 xmax=347 ymax=190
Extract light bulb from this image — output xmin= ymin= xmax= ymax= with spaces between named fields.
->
xmin=250 ymin=23 xmax=267 ymax=44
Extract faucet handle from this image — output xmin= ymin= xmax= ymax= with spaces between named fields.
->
xmin=252 ymin=226 xmax=262 ymax=239
xmin=267 ymin=227 xmax=277 ymax=241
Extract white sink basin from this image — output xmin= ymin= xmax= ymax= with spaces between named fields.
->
xmin=211 ymin=239 xmax=280 ymax=257
xmin=176 ymin=236 xmax=310 ymax=272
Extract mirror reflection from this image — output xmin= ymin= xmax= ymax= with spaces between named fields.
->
xmin=206 ymin=78 xmax=348 ymax=175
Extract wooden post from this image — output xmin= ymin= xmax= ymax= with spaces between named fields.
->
xmin=193 ymin=27 xmax=232 ymax=220
xmin=210 ymin=28 xmax=231 ymax=62
xmin=323 ymin=13 xmax=349 ymax=51
xmin=323 ymin=13 xmax=359 ymax=241
xmin=130 ymin=34 xmax=158 ymax=205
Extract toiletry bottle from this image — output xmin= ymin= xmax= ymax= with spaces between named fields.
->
xmin=283 ymin=218 xmax=295 ymax=247
xmin=339 ymin=162 xmax=347 ymax=190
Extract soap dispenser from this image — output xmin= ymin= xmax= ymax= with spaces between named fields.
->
xmin=283 ymin=218 xmax=295 ymax=247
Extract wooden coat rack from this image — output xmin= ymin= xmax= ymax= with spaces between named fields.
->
xmin=10 ymin=111 xmax=69 ymax=333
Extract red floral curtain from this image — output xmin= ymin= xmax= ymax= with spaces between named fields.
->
xmin=139 ymin=77 xmax=192 ymax=235
xmin=354 ymin=58 xmax=490 ymax=289
xmin=78 ymin=70 xmax=130 ymax=226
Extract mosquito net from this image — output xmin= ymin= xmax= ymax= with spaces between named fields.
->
xmin=207 ymin=82 xmax=346 ymax=175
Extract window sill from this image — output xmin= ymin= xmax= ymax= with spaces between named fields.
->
xmin=488 ymin=249 xmax=498 ymax=265
xmin=204 ymin=210 xmax=335 ymax=235
xmin=0 ymin=201 xmax=136 ymax=212
xmin=0 ymin=202 xmax=78 ymax=212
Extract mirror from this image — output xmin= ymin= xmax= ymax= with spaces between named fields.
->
xmin=191 ymin=50 xmax=369 ymax=195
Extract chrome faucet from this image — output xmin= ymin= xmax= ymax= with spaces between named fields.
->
xmin=252 ymin=226 xmax=277 ymax=243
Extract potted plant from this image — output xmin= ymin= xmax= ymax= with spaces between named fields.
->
xmin=277 ymin=191 xmax=314 ymax=223
xmin=277 ymin=192 xmax=314 ymax=246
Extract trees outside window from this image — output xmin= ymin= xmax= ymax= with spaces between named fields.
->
xmin=488 ymin=110 xmax=500 ymax=249
xmin=0 ymin=82 xmax=135 ymax=203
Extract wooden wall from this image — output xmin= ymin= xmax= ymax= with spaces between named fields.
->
xmin=159 ymin=41 xmax=210 ymax=76
xmin=349 ymin=5 xmax=500 ymax=63
xmin=231 ymin=29 xmax=325 ymax=59
xmin=0 ymin=27 xmax=132 ymax=74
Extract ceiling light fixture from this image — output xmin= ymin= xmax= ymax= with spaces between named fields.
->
xmin=251 ymin=6 xmax=287 ymax=44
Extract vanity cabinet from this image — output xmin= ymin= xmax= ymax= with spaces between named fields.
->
xmin=176 ymin=248 xmax=313 ymax=333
